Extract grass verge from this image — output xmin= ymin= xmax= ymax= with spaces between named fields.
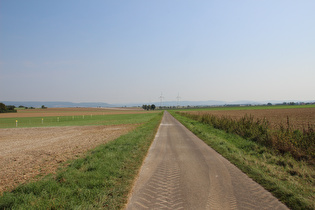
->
xmin=169 ymin=111 xmax=314 ymax=210
xmin=0 ymin=112 xmax=163 ymax=209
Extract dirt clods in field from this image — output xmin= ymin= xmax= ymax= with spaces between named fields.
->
xmin=0 ymin=124 xmax=136 ymax=193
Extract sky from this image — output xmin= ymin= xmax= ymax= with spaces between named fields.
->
xmin=1 ymin=0 xmax=314 ymax=104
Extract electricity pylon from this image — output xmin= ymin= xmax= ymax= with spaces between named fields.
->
xmin=176 ymin=93 xmax=181 ymax=108
xmin=159 ymin=92 xmax=164 ymax=108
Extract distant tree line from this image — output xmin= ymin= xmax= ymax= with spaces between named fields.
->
xmin=18 ymin=105 xmax=35 ymax=109
xmin=0 ymin=103 xmax=17 ymax=113
xmin=142 ymin=104 xmax=156 ymax=111
xmin=0 ymin=103 xmax=48 ymax=113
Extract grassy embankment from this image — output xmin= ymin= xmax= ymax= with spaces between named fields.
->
xmin=0 ymin=112 xmax=163 ymax=209
xmin=179 ymin=110 xmax=314 ymax=162
xmin=170 ymin=109 xmax=314 ymax=210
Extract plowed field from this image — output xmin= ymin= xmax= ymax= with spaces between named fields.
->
xmin=0 ymin=124 xmax=136 ymax=193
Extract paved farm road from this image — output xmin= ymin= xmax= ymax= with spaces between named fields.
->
xmin=126 ymin=111 xmax=288 ymax=210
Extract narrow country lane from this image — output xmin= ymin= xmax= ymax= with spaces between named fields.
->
xmin=126 ymin=111 xmax=288 ymax=210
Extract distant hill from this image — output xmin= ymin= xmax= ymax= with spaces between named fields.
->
xmin=129 ymin=100 xmax=315 ymax=107
xmin=2 ymin=101 xmax=112 ymax=108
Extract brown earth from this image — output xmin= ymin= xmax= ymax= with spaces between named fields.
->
xmin=0 ymin=107 xmax=148 ymax=118
xmin=0 ymin=124 xmax=137 ymax=194
xmin=186 ymin=107 xmax=315 ymax=130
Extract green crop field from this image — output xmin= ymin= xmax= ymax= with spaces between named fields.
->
xmin=0 ymin=113 xmax=159 ymax=128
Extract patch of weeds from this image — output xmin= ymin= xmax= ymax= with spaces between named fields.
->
xmin=276 ymin=160 xmax=287 ymax=167
xmin=177 ymin=111 xmax=314 ymax=163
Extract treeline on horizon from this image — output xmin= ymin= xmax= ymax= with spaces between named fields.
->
xmin=142 ymin=104 xmax=156 ymax=111
xmin=0 ymin=103 xmax=48 ymax=113
xmin=0 ymin=102 xmax=17 ymax=113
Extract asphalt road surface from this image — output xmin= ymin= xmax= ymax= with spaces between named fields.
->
xmin=126 ymin=111 xmax=288 ymax=210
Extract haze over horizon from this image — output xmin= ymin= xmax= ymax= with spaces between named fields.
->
xmin=1 ymin=1 xmax=314 ymax=104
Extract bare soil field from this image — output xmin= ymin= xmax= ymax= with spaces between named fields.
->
xmin=0 ymin=107 xmax=146 ymax=118
xmin=187 ymin=107 xmax=315 ymax=130
xmin=0 ymin=124 xmax=136 ymax=194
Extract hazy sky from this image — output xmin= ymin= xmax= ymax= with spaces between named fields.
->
xmin=1 ymin=0 xmax=314 ymax=104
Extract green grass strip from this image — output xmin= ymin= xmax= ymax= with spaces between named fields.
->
xmin=0 ymin=112 xmax=163 ymax=209
xmin=0 ymin=113 xmax=159 ymax=128
xmin=170 ymin=111 xmax=314 ymax=210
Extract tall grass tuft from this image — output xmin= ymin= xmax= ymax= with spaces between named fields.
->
xmin=178 ymin=112 xmax=314 ymax=163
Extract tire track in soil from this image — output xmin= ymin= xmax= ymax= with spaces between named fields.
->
xmin=133 ymin=161 xmax=184 ymax=209
xmin=227 ymin=162 xmax=288 ymax=210
xmin=206 ymin=156 xmax=237 ymax=210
